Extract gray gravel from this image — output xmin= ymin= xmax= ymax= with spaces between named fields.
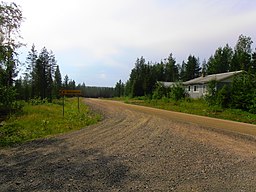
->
xmin=0 ymin=99 xmax=256 ymax=191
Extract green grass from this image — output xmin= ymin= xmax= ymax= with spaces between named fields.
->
xmin=0 ymin=98 xmax=101 ymax=147
xmin=122 ymin=97 xmax=256 ymax=125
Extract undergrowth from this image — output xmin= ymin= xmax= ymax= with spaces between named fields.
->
xmin=122 ymin=97 xmax=256 ymax=125
xmin=0 ymin=98 xmax=100 ymax=147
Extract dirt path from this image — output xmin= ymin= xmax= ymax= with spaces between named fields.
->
xmin=1 ymin=99 xmax=256 ymax=191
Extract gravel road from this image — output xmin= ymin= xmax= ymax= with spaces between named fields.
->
xmin=1 ymin=99 xmax=256 ymax=191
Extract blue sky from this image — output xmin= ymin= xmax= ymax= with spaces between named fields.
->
xmin=7 ymin=0 xmax=256 ymax=87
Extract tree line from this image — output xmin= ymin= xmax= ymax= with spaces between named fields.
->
xmin=0 ymin=1 xmax=116 ymax=118
xmin=16 ymin=45 xmax=116 ymax=101
xmin=115 ymin=34 xmax=256 ymax=98
xmin=2 ymin=1 xmax=256 ymax=117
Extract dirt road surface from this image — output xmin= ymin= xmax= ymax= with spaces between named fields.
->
xmin=1 ymin=99 xmax=256 ymax=191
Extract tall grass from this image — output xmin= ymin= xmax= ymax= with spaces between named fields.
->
xmin=0 ymin=98 xmax=100 ymax=147
xmin=124 ymin=97 xmax=256 ymax=125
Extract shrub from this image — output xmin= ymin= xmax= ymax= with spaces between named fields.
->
xmin=230 ymin=73 xmax=256 ymax=112
xmin=170 ymin=83 xmax=186 ymax=101
xmin=216 ymin=85 xmax=230 ymax=108
xmin=205 ymin=80 xmax=217 ymax=106
xmin=152 ymin=83 xmax=167 ymax=99
xmin=0 ymin=86 xmax=17 ymax=108
xmin=29 ymin=97 xmax=48 ymax=105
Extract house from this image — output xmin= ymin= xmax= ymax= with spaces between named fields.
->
xmin=158 ymin=71 xmax=243 ymax=99
xmin=183 ymin=71 xmax=243 ymax=98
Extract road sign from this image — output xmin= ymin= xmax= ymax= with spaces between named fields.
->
xmin=59 ymin=90 xmax=82 ymax=96
xmin=60 ymin=90 xmax=82 ymax=117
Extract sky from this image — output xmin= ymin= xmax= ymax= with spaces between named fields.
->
xmin=5 ymin=0 xmax=256 ymax=87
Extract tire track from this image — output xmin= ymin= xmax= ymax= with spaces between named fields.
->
xmin=0 ymin=98 xmax=256 ymax=191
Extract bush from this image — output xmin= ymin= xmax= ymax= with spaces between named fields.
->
xmin=29 ymin=97 xmax=48 ymax=105
xmin=216 ymin=85 xmax=230 ymax=108
xmin=205 ymin=80 xmax=217 ymax=106
xmin=0 ymin=86 xmax=24 ymax=116
xmin=152 ymin=83 xmax=168 ymax=99
xmin=205 ymin=73 xmax=256 ymax=114
xmin=161 ymin=96 xmax=169 ymax=103
xmin=152 ymin=83 xmax=186 ymax=101
xmin=230 ymin=73 xmax=256 ymax=112
xmin=0 ymin=86 xmax=17 ymax=108
xmin=248 ymin=92 xmax=256 ymax=114
xmin=170 ymin=83 xmax=186 ymax=101
xmin=0 ymin=122 xmax=25 ymax=146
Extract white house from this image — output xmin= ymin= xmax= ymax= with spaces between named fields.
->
xmin=183 ymin=71 xmax=243 ymax=98
xmin=159 ymin=71 xmax=243 ymax=99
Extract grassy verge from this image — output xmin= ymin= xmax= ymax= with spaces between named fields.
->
xmin=0 ymin=98 xmax=101 ymax=147
xmin=120 ymin=97 xmax=256 ymax=125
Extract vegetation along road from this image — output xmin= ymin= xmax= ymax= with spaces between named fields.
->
xmin=1 ymin=99 xmax=256 ymax=191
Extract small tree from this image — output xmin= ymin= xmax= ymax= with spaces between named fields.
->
xmin=170 ymin=83 xmax=186 ymax=101
xmin=230 ymin=72 xmax=256 ymax=112
xmin=53 ymin=65 xmax=62 ymax=98
xmin=115 ymin=79 xmax=125 ymax=97
xmin=152 ymin=83 xmax=167 ymax=100
xmin=216 ymin=85 xmax=230 ymax=108
xmin=205 ymin=80 xmax=217 ymax=106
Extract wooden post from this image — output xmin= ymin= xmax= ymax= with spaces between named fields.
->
xmin=78 ymin=96 xmax=80 ymax=112
xmin=62 ymin=95 xmax=65 ymax=117
xmin=59 ymin=90 xmax=81 ymax=116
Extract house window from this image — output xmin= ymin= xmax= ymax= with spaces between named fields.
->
xmin=188 ymin=86 xmax=191 ymax=92
xmin=193 ymin=85 xmax=199 ymax=92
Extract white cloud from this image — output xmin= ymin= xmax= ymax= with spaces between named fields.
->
xmin=19 ymin=0 xmax=256 ymax=53
xmin=5 ymin=0 xmax=256 ymax=86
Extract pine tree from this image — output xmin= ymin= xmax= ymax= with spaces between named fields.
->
xmin=63 ymin=75 xmax=69 ymax=89
xmin=32 ymin=47 xmax=56 ymax=100
xmin=231 ymin=34 xmax=253 ymax=71
xmin=154 ymin=61 xmax=165 ymax=81
xmin=179 ymin=61 xmax=186 ymax=81
xmin=207 ymin=44 xmax=233 ymax=74
xmin=68 ymin=80 xmax=76 ymax=90
xmin=130 ymin=57 xmax=146 ymax=96
xmin=252 ymin=50 xmax=256 ymax=74
xmin=25 ymin=44 xmax=38 ymax=98
xmin=164 ymin=53 xmax=179 ymax=82
xmin=184 ymin=55 xmax=201 ymax=81
xmin=53 ymin=65 xmax=62 ymax=98
xmin=34 ymin=57 xmax=44 ymax=98
xmin=115 ymin=79 xmax=125 ymax=97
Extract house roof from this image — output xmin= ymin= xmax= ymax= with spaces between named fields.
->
xmin=157 ymin=81 xmax=178 ymax=87
xmin=183 ymin=70 xmax=243 ymax=85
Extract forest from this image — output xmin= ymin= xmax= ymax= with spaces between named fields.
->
xmin=1 ymin=1 xmax=256 ymax=119
xmin=115 ymin=34 xmax=256 ymax=113
xmin=116 ymin=34 xmax=256 ymax=97
xmin=0 ymin=2 xmax=115 ymax=118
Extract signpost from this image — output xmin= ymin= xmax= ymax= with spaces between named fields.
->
xmin=59 ymin=90 xmax=82 ymax=117
xmin=59 ymin=90 xmax=82 ymax=96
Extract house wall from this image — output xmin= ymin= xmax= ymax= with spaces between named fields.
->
xmin=186 ymin=84 xmax=207 ymax=99
xmin=184 ymin=73 xmax=241 ymax=99
xmin=185 ymin=77 xmax=234 ymax=99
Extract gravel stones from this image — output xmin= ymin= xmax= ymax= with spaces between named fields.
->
xmin=0 ymin=99 xmax=256 ymax=191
